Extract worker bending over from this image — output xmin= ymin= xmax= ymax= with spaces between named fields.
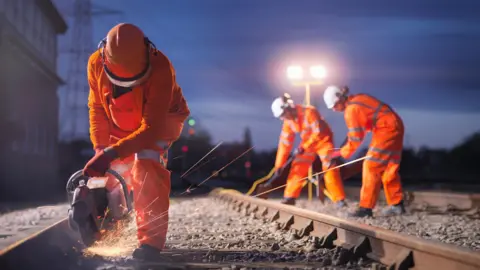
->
xmin=271 ymin=94 xmax=346 ymax=207
xmin=82 ymin=23 xmax=190 ymax=259
xmin=323 ymin=86 xmax=405 ymax=217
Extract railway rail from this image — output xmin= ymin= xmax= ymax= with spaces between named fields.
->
xmin=341 ymin=187 xmax=480 ymax=214
xmin=212 ymin=189 xmax=480 ymax=270
xmin=0 ymin=189 xmax=479 ymax=270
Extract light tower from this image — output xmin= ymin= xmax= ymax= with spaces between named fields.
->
xmin=59 ymin=0 xmax=123 ymax=141
xmin=62 ymin=0 xmax=93 ymax=141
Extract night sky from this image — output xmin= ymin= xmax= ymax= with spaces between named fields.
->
xmin=54 ymin=0 xmax=480 ymax=151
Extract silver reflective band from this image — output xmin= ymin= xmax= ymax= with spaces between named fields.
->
xmin=280 ymin=131 xmax=292 ymax=138
xmin=288 ymin=121 xmax=298 ymax=132
xmin=280 ymin=139 xmax=291 ymax=146
xmin=135 ymin=149 xmax=166 ymax=167
xmin=349 ymin=136 xmax=362 ymax=142
xmin=348 ymin=127 xmax=365 ymax=132
xmin=369 ymin=147 xmax=401 ymax=156
xmin=105 ymin=65 xmax=152 ymax=88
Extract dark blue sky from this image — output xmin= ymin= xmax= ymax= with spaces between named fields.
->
xmin=55 ymin=0 xmax=480 ymax=150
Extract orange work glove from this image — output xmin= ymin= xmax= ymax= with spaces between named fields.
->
xmin=329 ymin=150 xmax=342 ymax=159
xmin=323 ymin=150 xmax=342 ymax=169
xmin=83 ymin=148 xmax=118 ymax=177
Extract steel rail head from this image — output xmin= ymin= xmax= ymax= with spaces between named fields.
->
xmin=65 ymin=169 xmax=132 ymax=212
xmin=209 ymin=188 xmax=480 ymax=270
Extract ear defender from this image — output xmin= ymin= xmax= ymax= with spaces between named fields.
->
xmin=281 ymin=93 xmax=294 ymax=108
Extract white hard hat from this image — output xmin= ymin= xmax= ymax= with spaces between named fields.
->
xmin=271 ymin=97 xmax=286 ymax=118
xmin=323 ymin=85 xmax=343 ymax=109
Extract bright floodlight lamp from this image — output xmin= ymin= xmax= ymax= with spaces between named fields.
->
xmin=287 ymin=66 xmax=303 ymax=80
xmin=310 ymin=65 xmax=327 ymax=79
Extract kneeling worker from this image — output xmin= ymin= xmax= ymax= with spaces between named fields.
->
xmin=82 ymin=23 xmax=190 ymax=259
xmin=323 ymin=85 xmax=405 ymax=217
xmin=271 ymin=94 xmax=346 ymax=207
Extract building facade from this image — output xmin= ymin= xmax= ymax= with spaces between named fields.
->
xmin=0 ymin=0 xmax=67 ymax=201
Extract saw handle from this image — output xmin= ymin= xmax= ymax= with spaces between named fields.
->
xmin=66 ymin=169 xmax=133 ymax=212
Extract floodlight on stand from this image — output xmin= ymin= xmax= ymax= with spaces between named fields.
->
xmin=287 ymin=66 xmax=303 ymax=80
xmin=310 ymin=65 xmax=327 ymax=79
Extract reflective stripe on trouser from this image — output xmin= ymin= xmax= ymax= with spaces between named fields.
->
xmin=132 ymin=145 xmax=171 ymax=250
xmin=317 ymin=144 xmax=346 ymax=202
xmin=104 ymin=139 xmax=170 ymax=192
xmin=284 ymin=153 xmax=315 ymax=198
xmin=283 ymin=150 xmax=345 ymax=201
xmin=360 ymin=133 xmax=403 ymax=209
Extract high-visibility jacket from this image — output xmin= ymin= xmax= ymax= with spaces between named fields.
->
xmin=340 ymin=93 xmax=403 ymax=159
xmin=87 ymin=49 xmax=190 ymax=159
xmin=275 ymin=105 xmax=333 ymax=169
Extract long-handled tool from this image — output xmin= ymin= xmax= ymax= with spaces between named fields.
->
xmin=252 ymin=154 xmax=331 ymax=202
xmin=254 ymin=155 xmax=295 ymax=199
xmin=254 ymin=156 xmax=368 ymax=199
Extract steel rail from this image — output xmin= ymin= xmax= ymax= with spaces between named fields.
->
xmin=0 ymin=217 xmax=81 ymax=270
xmin=211 ymin=188 xmax=480 ymax=270
xmin=342 ymin=186 xmax=480 ymax=212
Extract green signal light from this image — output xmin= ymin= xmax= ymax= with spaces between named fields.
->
xmin=188 ymin=119 xmax=196 ymax=126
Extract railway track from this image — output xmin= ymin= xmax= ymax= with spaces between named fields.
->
xmin=341 ymin=187 xmax=480 ymax=214
xmin=213 ymin=189 xmax=480 ymax=270
xmin=0 ymin=189 xmax=479 ymax=270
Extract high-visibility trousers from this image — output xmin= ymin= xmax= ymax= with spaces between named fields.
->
xmin=284 ymin=143 xmax=345 ymax=201
xmin=360 ymin=128 xmax=404 ymax=209
xmin=105 ymin=147 xmax=171 ymax=250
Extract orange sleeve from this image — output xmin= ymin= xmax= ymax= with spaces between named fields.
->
xmin=340 ymin=105 xmax=367 ymax=159
xmin=301 ymin=108 xmax=323 ymax=150
xmin=274 ymin=121 xmax=294 ymax=169
xmin=87 ymin=55 xmax=110 ymax=150
xmin=170 ymin=85 xmax=190 ymax=123
xmin=111 ymin=57 xmax=175 ymax=159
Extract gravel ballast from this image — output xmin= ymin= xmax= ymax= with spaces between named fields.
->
xmin=2 ymin=195 xmax=478 ymax=269
xmin=83 ymin=197 xmax=381 ymax=269
xmin=292 ymin=198 xmax=480 ymax=251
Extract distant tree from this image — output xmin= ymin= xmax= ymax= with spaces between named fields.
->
xmin=243 ymin=127 xmax=253 ymax=149
xmin=193 ymin=129 xmax=212 ymax=145
xmin=169 ymin=128 xmax=214 ymax=175
xmin=400 ymin=148 xmax=421 ymax=176
xmin=448 ymin=132 xmax=480 ymax=174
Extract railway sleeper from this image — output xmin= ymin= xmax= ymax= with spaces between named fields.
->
xmin=264 ymin=212 xmax=378 ymax=267
xmin=228 ymin=199 xmax=419 ymax=270
xmin=285 ymin=223 xmax=414 ymax=270
xmin=410 ymin=203 xmax=479 ymax=216
xmin=217 ymin=191 xmax=480 ymax=269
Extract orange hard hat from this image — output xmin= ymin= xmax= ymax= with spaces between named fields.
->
xmin=102 ymin=23 xmax=151 ymax=87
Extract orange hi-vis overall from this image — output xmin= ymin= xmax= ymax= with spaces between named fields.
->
xmin=87 ymin=49 xmax=190 ymax=250
xmin=340 ymin=94 xmax=404 ymax=209
xmin=275 ymin=105 xmax=345 ymax=201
